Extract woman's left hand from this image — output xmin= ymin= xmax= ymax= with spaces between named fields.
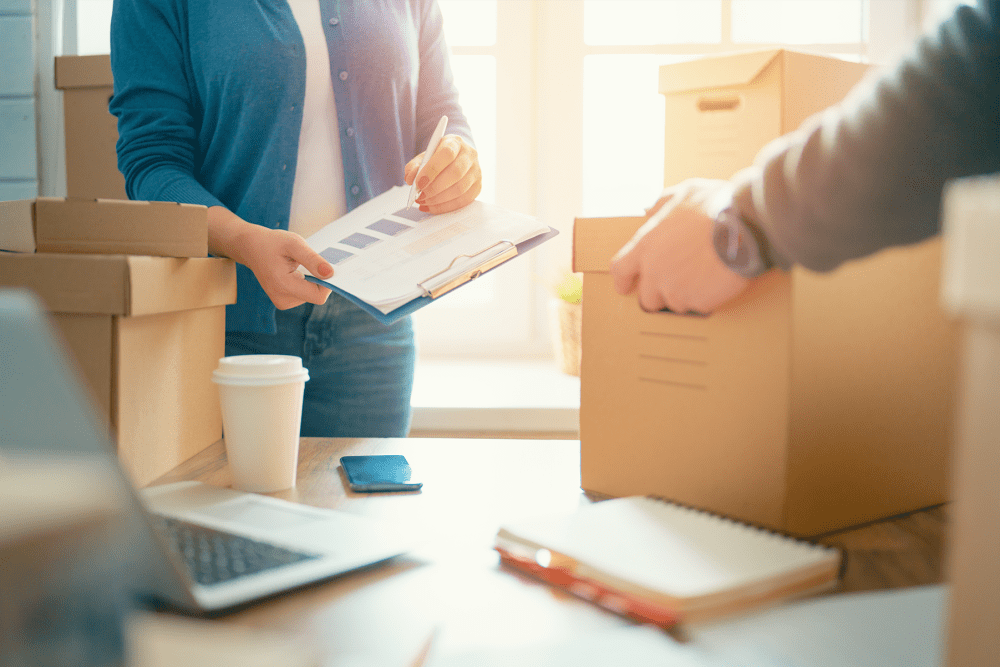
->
xmin=404 ymin=135 xmax=482 ymax=214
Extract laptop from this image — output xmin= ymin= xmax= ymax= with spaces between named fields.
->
xmin=0 ymin=288 xmax=415 ymax=614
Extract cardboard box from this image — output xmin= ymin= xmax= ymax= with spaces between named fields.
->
xmin=939 ymin=175 xmax=1000 ymax=667
xmin=573 ymin=50 xmax=960 ymax=536
xmin=54 ymin=54 xmax=126 ymax=200
xmin=658 ymin=49 xmax=872 ymax=185
xmin=0 ymin=253 xmax=237 ymax=486
xmin=0 ymin=197 xmax=208 ymax=257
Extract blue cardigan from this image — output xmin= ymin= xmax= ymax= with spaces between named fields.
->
xmin=109 ymin=0 xmax=472 ymax=333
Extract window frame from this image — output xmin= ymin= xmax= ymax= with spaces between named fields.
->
xmin=42 ymin=0 xmax=946 ymax=363
xmin=427 ymin=0 xmax=939 ymax=361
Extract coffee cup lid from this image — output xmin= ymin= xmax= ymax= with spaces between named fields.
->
xmin=212 ymin=355 xmax=309 ymax=386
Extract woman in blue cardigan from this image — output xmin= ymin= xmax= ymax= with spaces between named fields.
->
xmin=109 ymin=0 xmax=481 ymax=436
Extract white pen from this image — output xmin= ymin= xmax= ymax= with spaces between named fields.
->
xmin=407 ymin=115 xmax=449 ymax=209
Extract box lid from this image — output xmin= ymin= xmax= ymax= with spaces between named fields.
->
xmin=573 ymin=216 xmax=646 ymax=274
xmin=54 ymin=54 xmax=113 ymax=90
xmin=658 ymin=49 xmax=783 ymax=95
xmin=0 ymin=254 xmax=237 ymax=316
xmin=0 ymin=198 xmax=208 ymax=257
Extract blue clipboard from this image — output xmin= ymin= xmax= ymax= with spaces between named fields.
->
xmin=305 ymin=226 xmax=559 ymax=325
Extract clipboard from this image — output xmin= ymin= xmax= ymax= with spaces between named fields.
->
xmin=306 ymin=226 xmax=559 ymax=324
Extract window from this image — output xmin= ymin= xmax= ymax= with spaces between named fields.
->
xmin=580 ymin=0 xmax=867 ymax=218
xmin=429 ymin=0 xmax=963 ymax=364
xmin=412 ymin=1 xmax=543 ymax=358
xmin=75 ymin=0 xmax=113 ymax=55
xmin=67 ymin=0 xmax=957 ymax=363
xmin=428 ymin=0 xmax=869 ymax=357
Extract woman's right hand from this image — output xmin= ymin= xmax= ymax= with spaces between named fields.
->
xmin=207 ymin=206 xmax=333 ymax=310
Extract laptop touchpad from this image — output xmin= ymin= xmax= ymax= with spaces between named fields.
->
xmin=194 ymin=498 xmax=321 ymax=530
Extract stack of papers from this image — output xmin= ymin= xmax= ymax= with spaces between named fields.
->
xmin=303 ymin=187 xmax=553 ymax=321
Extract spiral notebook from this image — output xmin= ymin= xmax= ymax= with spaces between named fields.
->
xmin=494 ymin=496 xmax=841 ymax=628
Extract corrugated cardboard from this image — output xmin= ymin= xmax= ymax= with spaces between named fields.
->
xmin=54 ymin=54 xmax=126 ymax=200
xmin=0 ymin=197 xmax=208 ymax=257
xmin=659 ymin=49 xmax=872 ymax=185
xmin=0 ymin=253 xmax=237 ymax=486
xmin=938 ymin=175 xmax=1000 ymax=667
xmin=573 ymin=50 xmax=960 ymax=536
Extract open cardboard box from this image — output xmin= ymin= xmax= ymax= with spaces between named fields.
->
xmin=573 ymin=50 xmax=961 ymax=536
xmin=575 ymin=218 xmax=960 ymax=536
xmin=0 ymin=253 xmax=236 ymax=487
xmin=659 ymin=48 xmax=872 ymax=186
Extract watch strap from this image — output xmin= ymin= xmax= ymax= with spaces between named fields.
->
xmin=712 ymin=206 xmax=772 ymax=278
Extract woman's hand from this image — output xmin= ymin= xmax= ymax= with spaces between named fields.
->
xmin=404 ymin=134 xmax=482 ymax=214
xmin=207 ymin=206 xmax=333 ymax=310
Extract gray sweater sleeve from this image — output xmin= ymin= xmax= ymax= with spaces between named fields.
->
xmin=731 ymin=0 xmax=1000 ymax=273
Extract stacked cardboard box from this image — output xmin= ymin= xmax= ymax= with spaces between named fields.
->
xmin=54 ymin=54 xmax=125 ymax=200
xmin=574 ymin=50 xmax=961 ymax=536
xmin=0 ymin=197 xmax=207 ymax=256
xmin=2 ymin=64 xmax=236 ymax=484
xmin=0 ymin=250 xmax=235 ymax=486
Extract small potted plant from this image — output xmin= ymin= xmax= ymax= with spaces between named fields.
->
xmin=551 ymin=271 xmax=583 ymax=376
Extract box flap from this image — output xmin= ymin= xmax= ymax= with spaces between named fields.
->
xmin=658 ymin=49 xmax=782 ymax=95
xmin=0 ymin=254 xmax=236 ymax=315
xmin=54 ymin=55 xmax=113 ymax=90
xmin=33 ymin=198 xmax=209 ymax=258
xmin=124 ymin=256 xmax=237 ymax=316
xmin=0 ymin=199 xmax=38 ymax=253
xmin=573 ymin=217 xmax=646 ymax=274
xmin=0 ymin=254 xmax=131 ymax=314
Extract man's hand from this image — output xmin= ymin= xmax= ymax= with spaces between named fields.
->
xmin=609 ymin=179 xmax=750 ymax=315
xmin=404 ymin=134 xmax=482 ymax=214
xmin=207 ymin=207 xmax=333 ymax=310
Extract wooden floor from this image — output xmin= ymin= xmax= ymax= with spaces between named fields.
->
xmin=817 ymin=504 xmax=949 ymax=593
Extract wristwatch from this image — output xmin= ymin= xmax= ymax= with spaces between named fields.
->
xmin=711 ymin=205 xmax=772 ymax=279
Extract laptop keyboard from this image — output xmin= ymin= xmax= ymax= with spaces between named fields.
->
xmin=150 ymin=514 xmax=321 ymax=586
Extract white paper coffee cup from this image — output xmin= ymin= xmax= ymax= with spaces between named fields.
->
xmin=212 ymin=355 xmax=309 ymax=493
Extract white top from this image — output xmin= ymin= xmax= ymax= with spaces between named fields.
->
xmin=286 ymin=0 xmax=347 ymax=240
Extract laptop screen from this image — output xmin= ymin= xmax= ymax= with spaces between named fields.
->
xmin=0 ymin=288 xmax=198 ymax=611
xmin=0 ymin=289 xmax=116 ymax=459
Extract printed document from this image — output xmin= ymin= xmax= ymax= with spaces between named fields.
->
xmin=302 ymin=186 xmax=549 ymax=314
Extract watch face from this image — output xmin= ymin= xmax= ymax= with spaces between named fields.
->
xmin=712 ymin=208 xmax=767 ymax=278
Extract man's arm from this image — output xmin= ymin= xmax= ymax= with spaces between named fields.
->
xmin=737 ymin=0 xmax=1000 ymax=273
xmin=612 ymin=1 xmax=1000 ymax=313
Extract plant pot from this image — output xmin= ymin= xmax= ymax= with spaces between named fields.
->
xmin=550 ymin=299 xmax=582 ymax=377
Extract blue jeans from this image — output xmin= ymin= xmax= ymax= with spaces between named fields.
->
xmin=225 ymin=293 xmax=415 ymax=437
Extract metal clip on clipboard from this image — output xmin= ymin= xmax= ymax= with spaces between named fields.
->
xmin=416 ymin=239 xmax=518 ymax=299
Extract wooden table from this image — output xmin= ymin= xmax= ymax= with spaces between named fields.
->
xmin=152 ymin=437 xmax=946 ymax=663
